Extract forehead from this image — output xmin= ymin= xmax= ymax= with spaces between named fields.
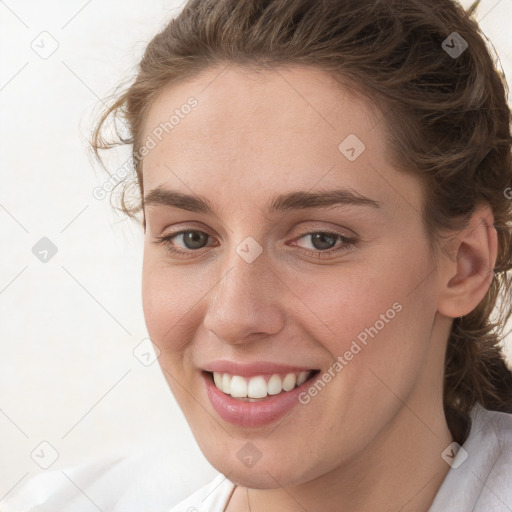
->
xmin=142 ymin=64 xmax=380 ymax=161
xmin=140 ymin=64 xmax=423 ymax=216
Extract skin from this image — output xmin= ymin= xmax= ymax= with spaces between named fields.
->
xmin=140 ymin=64 xmax=497 ymax=512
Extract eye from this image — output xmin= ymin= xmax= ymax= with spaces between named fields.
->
xmin=154 ymin=230 xmax=216 ymax=256
xmin=153 ymin=228 xmax=357 ymax=259
xmin=292 ymin=231 xmax=356 ymax=257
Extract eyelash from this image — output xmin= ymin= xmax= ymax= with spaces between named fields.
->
xmin=153 ymin=229 xmax=357 ymax=259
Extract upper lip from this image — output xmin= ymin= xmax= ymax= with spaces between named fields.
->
xmin=201 ymin=360 xmax=318 ymax=377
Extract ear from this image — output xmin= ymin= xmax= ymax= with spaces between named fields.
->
xmin=437 ymin=204 xmax=497 ymax=318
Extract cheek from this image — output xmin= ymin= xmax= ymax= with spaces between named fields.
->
xmin=141 ymin=255 xmax=206 ymax=405
xmin=289 ymin=247 xmax=433 ymax=344
xmin=291 ymin=246 xmax=437 ymax=388
xmin=141 ymin=250 xmax=201 ymax=353
xmin=141 ymin=247 xmax=227 ymax=382
xmin=279 ymin=249 xmax=438 ymax=456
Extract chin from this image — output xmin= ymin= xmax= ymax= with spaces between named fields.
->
xmin=196 ymin=437 xmax=320 ymax=489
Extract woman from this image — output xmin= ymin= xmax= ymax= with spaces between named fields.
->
xmin=13 ymin=0 xmax=512 ymax=510
xmin=90 ymin=0 xmax=512 ymax=510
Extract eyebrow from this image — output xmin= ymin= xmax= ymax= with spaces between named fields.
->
xmin=143 ymin=186 xmax=380 ymax=214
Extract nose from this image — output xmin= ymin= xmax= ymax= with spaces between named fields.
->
xmin=202 ymin=246 xmax=286 ymax=345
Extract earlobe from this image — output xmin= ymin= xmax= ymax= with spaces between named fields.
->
xmin=438 ymin=205 xmax=497 ymax=318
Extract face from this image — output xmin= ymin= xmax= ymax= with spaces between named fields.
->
xmin=140 ymin=64 xmax=444 ymax=488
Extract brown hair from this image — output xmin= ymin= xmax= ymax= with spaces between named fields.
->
xmin=91 ymin=0 xmax=512 ymax=444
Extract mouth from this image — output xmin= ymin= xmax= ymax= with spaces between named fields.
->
xmin=201 ymin=368 xmax=321 ymax=427
xmin=206 ymin=369 xmax=320 ymax=401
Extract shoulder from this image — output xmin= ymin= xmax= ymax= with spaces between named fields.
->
xmin=168 ymin=474 xmax=236 ymax=512
xmin=0 ymin=444 xmax=218 ymax=512
xmin=471 ymin=406 xmax=512 ymax=511
xmin=429 ymin=404 xmax=512 ymax=512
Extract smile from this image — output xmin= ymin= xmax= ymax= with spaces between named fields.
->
xmin=212 ymin=371 xmax=313 ymax=400
xmin=202 ymin=367 xmax=320 ymax=427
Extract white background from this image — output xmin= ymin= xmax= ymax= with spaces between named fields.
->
xmin=1 ymin=0 xmax=511 ymax=502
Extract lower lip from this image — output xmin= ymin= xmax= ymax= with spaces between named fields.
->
xmin=202 ymin=372 xmax=313 ymax=427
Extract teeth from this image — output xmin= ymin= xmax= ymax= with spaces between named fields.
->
xmin=213 ymin=372 xmax=223 ymax=389
xmin=282 ymin=373 xmax=297 ymax=391
xmin=247 ymin=376 xmax=267 ymax=398
xmin=267 ymin=374 xmax=282 ymax=395
xmin=222 ymin=373 xmax=231 ymax=394
xmin=230 ymin=376 xmax=247 ymax=398
xmin=297 ymin=371 xmax=309 ymax=386
xmin=212 ymin=370 xmax=313 ymax=399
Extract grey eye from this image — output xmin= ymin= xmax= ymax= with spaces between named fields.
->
xmin=177 ymin=231 xmax=209 ymax=250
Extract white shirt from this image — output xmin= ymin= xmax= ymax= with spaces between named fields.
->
xmin=3 ymin=403 xmax=511 ymax=511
